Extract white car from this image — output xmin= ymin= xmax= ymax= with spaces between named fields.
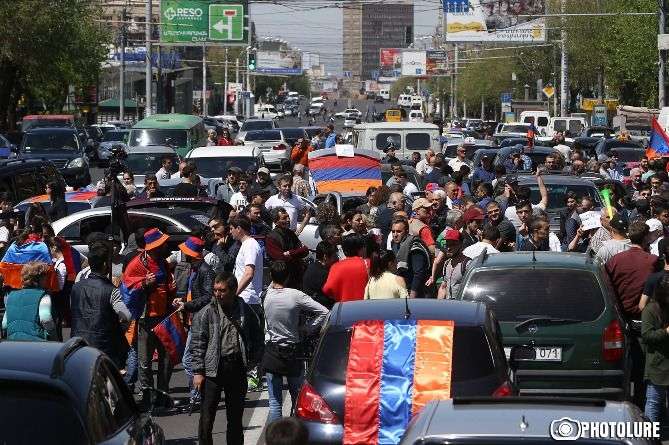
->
xmin=237 ymin=118 xmax=276 ymax=141
xmin=411 ymin=96 xmax=423 ymax=107
xmin=344 ymin=108 xmax=362 ymax=119
xmin=184 ymin=145 xmax=264 ymax=195
xmin=308 ymin=104 xmax=323 ymax=116
xmin=242 ymin=129 xmax=290 ymax=173
xmin=255 ymin=104 xmax=278 ymax=119
xmin=344 ymin=114 xmax=359 ymax=128
xmin=409 ymin=110 xmax=424 ymax=123
xmin=398 ymin=94 xmax=412 ymax=107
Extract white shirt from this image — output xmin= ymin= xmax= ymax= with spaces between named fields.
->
xmin=234 ymin=237 xmax=264 ymax=305
xmin=229 ymin=192 xmax=249 ymax=210
xmin=403 ymin=182 xmax=419 ymax=197
xmin=651 ymin=236 xmax=664 ymax=256
xmin=448 ymin=157 xmax=472 ymax=173
xmin=505 ymin=203 xmax=546 ymax=230
xmin=415 ymin=159 xmax=433 ymax=176
xmin=462 ymin=242 xmax=499 ymax=259
xmin=156 ymin=167 xmax=171 ymax=180
xmin=265 ymin=193 xmax=304 ymax=231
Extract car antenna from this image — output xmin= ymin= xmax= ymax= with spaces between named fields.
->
xmin=532 ymin=248 xmax=537 ymax=263
xmin=403 ymin=290 xmax=412 ymax=319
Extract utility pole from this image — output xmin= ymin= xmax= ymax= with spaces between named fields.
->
xmin=145 ymin=0 xmax=153 ymax=117
xmin=246 ymin=49 xmax=251 ymax=118
xmin=454 ymin=45 xmax=459 ymax=118
xmin=660 ymin=0 xmax=666 ymax=108
xmin=119 ymin=6 xmax=127 ymax=121
xmin=235 ymin=58 xmax=239 ymax=115
xmin=223 ymin=48 xmax=229 ymax=115
xmin=560 ymin=0 xmax=568 ymax=117
xmin=202 ymin=44 xmax=208 ymax=116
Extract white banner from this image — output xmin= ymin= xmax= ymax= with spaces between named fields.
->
xmin=401 ymin=51 xmax=427 ymax=77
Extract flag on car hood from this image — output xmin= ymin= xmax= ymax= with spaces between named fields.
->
xmin=647 ymin=118 xmax=669 ymax=158
xmin=0 ymin=241 xmax=59 ymax=291
xmin=343 ymin=319 xmax=454 ymax=445
xmin=152 ymin=311 xmax=187 ymax=366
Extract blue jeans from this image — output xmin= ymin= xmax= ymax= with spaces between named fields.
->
xmin=182 ymin=331 xmax=199 ymax=400
xmin=266 ymin=370 xmax=304 ymax=424
xmin=124 ymin=346 xmax=138 ymax=388
xmin=645 ymin=382 xmax=669 ymax=424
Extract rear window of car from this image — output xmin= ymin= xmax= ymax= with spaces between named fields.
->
xmin=313 ymin=325 xmax=497 ymax=384
xmin=245 ymin=130 xmax=281 ymax=141
xmin=406 ymin=133 xmax=431 ymax=150
xmin=376 ymin=133 xmax=401 ymax=150
xmin=525 ymin=184 xmax=602 ymax=211
xmin=462 ymin=269 xmax=606 ymax=322
xmin=502 ymin=125 xmax=528 ymax=133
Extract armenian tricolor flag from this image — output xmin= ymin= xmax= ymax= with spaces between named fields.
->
xmin=647 ymin=118 xmax=669 ymax=158
xmin=527 ymin=123 xmax=537 ymax=148
xmin=344 ymin=319 xmax=454 ymax=445
xmin=54 ymin=237 xmax=82 ymax=282
xmin=152 ymin=311 xmax=187 ymax=366
xmin=0 ymin=241 xmax=59 ymax=291
xmin=309 ymin=148 xmax=382 ymax=194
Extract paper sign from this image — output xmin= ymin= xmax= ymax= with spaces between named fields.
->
xmin=580 ymin=211 xmax=602 ymax=231
xmin=335 ymin=144 xmax=355 ymax=158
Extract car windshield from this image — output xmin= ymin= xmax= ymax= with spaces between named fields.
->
xmin=278 ymin=128 xmax=306 ymax=141
xmin=128 ymin=129 xmax=188 ymax=147
xmin=241 ymin=121 xmax=273 ymax=132
xmin=502 ymin=125 xmax=528 ymax=133
xmin=125 ymin=152 xmax=179 ymax=175
xmin=526 ymin=183 xmax=602 ymax=211
xmin=0 ymin=386 xmax=87 ymax=443
xmin=610 ymin=149 xmax=645 ymax=163
xmin=103 ymin=131 xmax=127 ymax=142
xmin=23 ymin=132 xmax=78 ymax=150
xmin=462 ymin=269 xmax=605 ymax=322
xmin=191 ymin=157 xmax=258 ymax=178
xmin=245 ymin=130 xmax=282 ymax=141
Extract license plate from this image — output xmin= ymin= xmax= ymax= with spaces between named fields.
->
xmin=504 ymin=347 xmax=562 ymax=362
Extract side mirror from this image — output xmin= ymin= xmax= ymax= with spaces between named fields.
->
xmin=508 ymin=344 xmax=536 ymax=372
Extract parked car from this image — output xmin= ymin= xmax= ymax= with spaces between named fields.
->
xmin=493 ymin=145 xmax=559 ymax=172
xmin=595 ymin=138 xmax=644 ymax=160
xmin=296 ymin=299 xmax=515 ymax=444
xmin=0 ymin=338 xmax=164 ymax=444
xmin=97 ymin=129 xmax=130 ymax=163
xmin=15 ymin=190 xmax=105 ymax=216
xmin=122 ymin=145 xmax=180 ymax=188
xmin=128 ymin=113 xmax=207 ymax=158
xmin=0 ymin=134 xmax=16 ymax=159
xmin=0 ymin=158 xmax=66 ymax=205
xmin=20 ymin=127 xmax=91 ymax=188
xmin=184 ymin=145 xmax=263 ymax=195
xmin=456 ymin=251 xmax=630 ymax=400
xmin=237 ymin=118 xmax=277 ymax=141
xmin=242 ymin=129 xmax=290 ymax=173
xmin=276 ymin=127 xmax=308 ymax=148
xmin=401 ymin=398 xmax=658 ymax=444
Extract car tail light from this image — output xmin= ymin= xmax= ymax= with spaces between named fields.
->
xmin=492 ymin=381 xmax=513 ymax=397
xmin=273 ymin=143 xmax=286 ymax=151
xmin=295 ymin=382 xmax=339 ymax=424
xmin=603 ymin=319 xmax=624 ymax=362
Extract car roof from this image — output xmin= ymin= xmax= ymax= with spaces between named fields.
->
xmin=51 ymin=205 xmax=197 ymax=233
xmin=468 ymin=251 xmax=598 ymax=271
xmin=243 ymin=119 xmax=275 ymax=124
xmin=186 ymin=145 xmax=258 ymax=158
xmin=133 ymin=113 xmax=202 ymax=129
xmin=354 ymin=122 xmax=438 ymax=130
xmin=125 ymin=145 xmax=176 ymax=154
xmin=411 ymin=398 xmax=638 ymax=439
xmin=329 ymin=299 xmax=489 ymax=328
xmin=25 ymin=127 xmax=77 ymax=134
xmin=513 ymin=174 xmax=598 ymax=186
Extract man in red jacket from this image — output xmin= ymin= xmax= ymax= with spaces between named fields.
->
xmin=266 ymin=207 xmax=309 ymax=289
xmin=322 ymin=234 xmax=369 ymax=302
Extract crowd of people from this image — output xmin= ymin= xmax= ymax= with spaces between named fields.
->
xmin=5 ymin=123 xmax=669 ymax=442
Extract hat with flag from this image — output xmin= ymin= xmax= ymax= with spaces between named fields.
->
xmin=144 ymin=228 xmax=169 ymax=251
xmin=179 ymin=236 xmax=205 ymax=259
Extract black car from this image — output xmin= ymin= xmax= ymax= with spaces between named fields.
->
xmin=594 ymin=138 xmax=643 ymax=160
xmin=295 ymin=299 xmax=515 ymax=444
xmin=0 ymin=338 xmax=164 ymax=443
xmin=277 ymin=127 xmax=308 ymax=147
xmin=20 ymin=127 xmax=91 ymax=188
xmin=0 ymin=158 xmax=65 ymax=204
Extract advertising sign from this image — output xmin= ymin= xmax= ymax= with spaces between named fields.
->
xmin=380 ymin=48 xmax=403 ymax=69
xmin=160 ymin=0 xmax=249 ymax=46
xmin=426 ymin=50 xmax=449 ymax=76
xmin=401 ymin=51 xmax=427 ymax=76
xmin=256 ymin=50 xmax=303 ymax=76
xmin=444 ymin=0 xmax=545 ymax=42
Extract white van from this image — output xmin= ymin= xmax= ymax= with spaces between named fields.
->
xmin=255 ymin=104 xmax=278 ymax=119
xmin=379 ymin=89 xmax=390 ymax=100
xmin=352 ymin=122 xmax=440 ymax=159
xmin=411 ymin=96 xmax=423 ymax=107
xmin=409 ymin=110 xmax=424 ymax=122
xmin=397 ymin=94 xmax=412 ymax=108
xmin=546 ymin=116 xmax=587 ymax=138
xmin=519 ymin=110 xmax=550 ymax=135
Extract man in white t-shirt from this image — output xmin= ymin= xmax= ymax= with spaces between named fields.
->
xmin=230 ymin=215 xmax=263 ymax=311
xmin=228 ymin=175 xmax=250 ymax=211
xmin=501 ymin=172 xmax=549 ymax=230
xmin=265 ymin=175 xmax=309 ymax=234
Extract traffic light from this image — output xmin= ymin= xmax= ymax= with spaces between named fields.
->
xmin=248 ymin=52 xmax=256 ymax=71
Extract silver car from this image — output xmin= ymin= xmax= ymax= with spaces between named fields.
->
xmin=242 ymin=129 xmax=290 ymax=173
xmin=97 ymin=129 xmax=129 ymax=162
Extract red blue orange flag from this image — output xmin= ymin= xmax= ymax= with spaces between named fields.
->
xmin=647 ymin=118 xmax=669 ymax=158
xmin=55 ymin=237 xmax=82 ymax=282
xmin=343 ymin=319 xmax=454 ymax=445
xmin=309 ymin=148 xmax=382 ymax=194
xmin=0 ymin=240 xmax=59 ymax=291
xmin=152 ymin=311 xmax=187 ymax=366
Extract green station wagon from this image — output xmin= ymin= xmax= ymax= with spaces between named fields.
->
xmin=128 ymin=114 xmax=207 ymax=158
xmin=456 ymin=251 xmax=631 ymax=400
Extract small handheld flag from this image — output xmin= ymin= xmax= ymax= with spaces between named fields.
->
xmin=152 ymin=310 xmax=187 ymax=366
xmin=647 ymin=118 xmax=669 ymax=158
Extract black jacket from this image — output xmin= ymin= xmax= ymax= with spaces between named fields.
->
xmin=211 ymin=236 xmax=240 ymax=272
xmin=48 ymin=198 xmax=67 ymax=222
xmin=183 ymin=260 xmax=216 ymax=314
xmin=70 ymin=273 xmax=128 ymax=367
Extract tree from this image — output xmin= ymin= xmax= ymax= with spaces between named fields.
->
xmin=0 ymin=0 xmax=109 ymax=129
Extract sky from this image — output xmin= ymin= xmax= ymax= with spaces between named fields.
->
xmin=249 ymin=0 xmax=441 ymax=75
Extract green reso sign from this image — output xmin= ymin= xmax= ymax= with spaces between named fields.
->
xmin=160 ymin=0 xmax=247 ymax=45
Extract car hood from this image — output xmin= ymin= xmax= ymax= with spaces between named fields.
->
xmin=19 ymin=150 xmax=80 ymax=160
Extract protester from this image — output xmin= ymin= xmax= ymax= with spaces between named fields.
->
xmin=485 ymin=201 xmax=516 ymax=251
xmin=265 ymin=175 xmax=310 ymax=234
xmin=217 ymin=128 xmax=234 ymax=146
xmin=463 ymin=225 xmax=500 ymax=257
xmin=409 ymin=198 xmax=436 ymax=256
xmin=364 ymin=250 xmax=407 ymax=300
xmin=391 ymin=218 xmax=430 ymax=298
xmin=209 ymin=218 xmax=239 ymax=272
xmin=155 ymin=155 xmax=174 ymax=180
xmin=290 ymin=137 xmax=314 ymax=168
xmin=191 ymin=271 xmax=263 ymax=445
xmin=266 ymin=207 xmax=309 ymax=289
xmin=46 ymin=181 xmax=67 ymax=222
xmin=322 ymin=234 xmax=369 ymax=302
xmin=461 ymin=206 xmax=485 ymax=249
xmin=216 ymin=166 xmax=242 ymax=203
xmin=136 ymin=174 xmax=165 ymax=199
xmin=174 ymin=163 xmax=200 ymax=197
xmin=595 ymin=214 xmax=631 ymax=264
xmin=263 ymin=261 xmax=328 ymax=423
xmin=291 ymin=164 xmax=310 ymax=198
xmin=265 ymin=418 xmax=309 ymax=445
xmin=229 ymin=174 xmax=250 ymax=211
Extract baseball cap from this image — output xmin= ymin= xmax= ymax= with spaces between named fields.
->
xmin=444 ymin=229 xmax=461 ymax=241
xmin=425 ymin=183 xmax=440 ymax=192
xmin=609 ymin=214 xmax=628 ymax=233
xmin=463 ymin=206 xmax=485 ymax=223
xmin=227 ymin=166 xmax=242 ymax=174
xmin=412 ymin=197 xmax=433 ymax=211
xmin=646 ymin=218 xmax=663 ymax=232
xmin=257 ymin=167 xmax=270 ymax=175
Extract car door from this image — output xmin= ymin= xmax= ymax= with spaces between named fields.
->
xmin=58 ymin=214 xmax=112 ymax=256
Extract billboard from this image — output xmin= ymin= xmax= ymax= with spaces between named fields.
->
xmin=256 ymin=49 xmax=303 ymax=76
xmin=160 ymin=0 xmax=249 ymax=46
xmin=426 ymin=50 xmax=449 ymax=76
xmin=401 ymin=51 xmax=427 ymax=76
xmin=380 ymin=48 xmax=403 ymax=69
xmin=444 ymin=0 xmax=545 ymax=42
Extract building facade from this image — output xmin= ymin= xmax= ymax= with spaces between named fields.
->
xmin=343 ymin=0 xmax=413 ymax=85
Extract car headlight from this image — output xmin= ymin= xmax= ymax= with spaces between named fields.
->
xmin=67 ymin=157 xmax=85 ymax=168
